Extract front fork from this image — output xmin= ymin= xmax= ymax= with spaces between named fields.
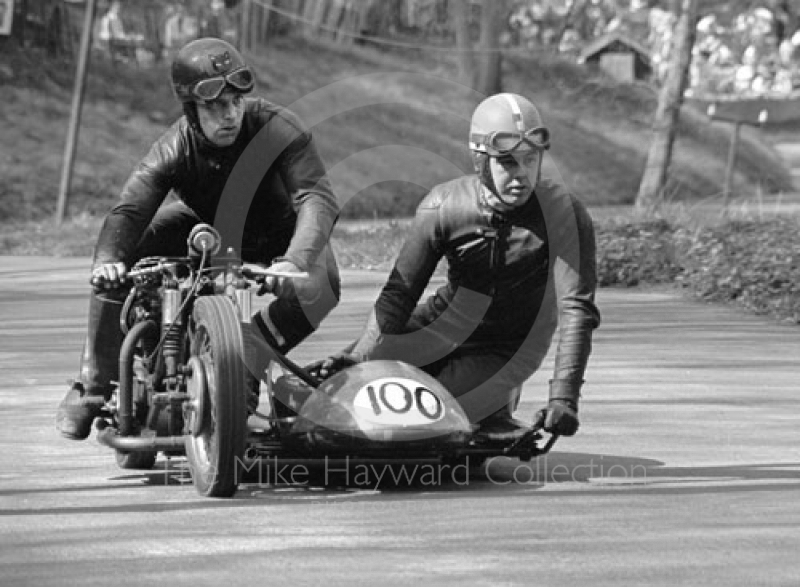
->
xmin=224 ymin=248 xmax=252 ymax=324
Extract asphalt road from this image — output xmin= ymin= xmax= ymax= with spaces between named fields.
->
xmin=1 ymin=257 xmax=799 ymax=587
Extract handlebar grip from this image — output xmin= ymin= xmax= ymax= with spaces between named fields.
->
xmin=241 ymin=265 xmax=310 ymax=280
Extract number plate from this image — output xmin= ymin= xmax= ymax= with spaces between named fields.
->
xmin=353 ymin=378 xmax=445 ymax=426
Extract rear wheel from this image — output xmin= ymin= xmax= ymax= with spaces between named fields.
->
xmin=185 ymin=296 xmax=247 ymax=497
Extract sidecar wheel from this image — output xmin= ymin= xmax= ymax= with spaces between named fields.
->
xmin=185 ymin=296 xmax=247 ymax=498
xmin=115 ymin=450 xmax=157 ymax=470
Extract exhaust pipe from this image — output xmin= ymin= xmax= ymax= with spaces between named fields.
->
xmin=118 ymin=319 xmax=158 ymax=436
xmin=96 ymin=422 xmax=186 ymax=452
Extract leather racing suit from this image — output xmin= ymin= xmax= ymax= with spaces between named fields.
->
xmin=350 ymin=174 xmax=600 ymax=422
xmin=81 ymin=97 xmax=340 ymax=397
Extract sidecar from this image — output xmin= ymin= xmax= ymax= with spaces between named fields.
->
xmin=244 ymin=356 xmax=557 ymax=469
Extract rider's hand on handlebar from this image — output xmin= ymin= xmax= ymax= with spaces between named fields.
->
xmin=536 ymin=399 xmax=579 ymax=436
xmin=91 ymin=262 xmax=128 ymax=290
xmin=257 ymin=260 xmax=303 ymax=298
xmin=306 ymin=352 xmax=361 ymax=380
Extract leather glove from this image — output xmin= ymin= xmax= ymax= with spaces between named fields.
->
xmin=257 ymin=260 xmax=303 ymax=298
xmin=537 ymin=399 xmax=579 ymax=436
xmin=91 ymin=262 xmax=127 ymax=291
xmin=306 ymin=352 xmax=361 ymax=380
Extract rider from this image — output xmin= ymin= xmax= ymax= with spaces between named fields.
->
xmin=56 ymin=37 xmax=340 ymax=440
xmin=318 ymin=93 xmax=600 ymax=438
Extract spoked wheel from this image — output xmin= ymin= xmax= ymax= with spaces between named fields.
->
xmin=185 ymin=296 xmax=247 ymax=498
xmin=115 ymin=319 xmax=159 ymax=470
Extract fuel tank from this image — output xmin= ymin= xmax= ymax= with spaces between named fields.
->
xmin=282 ymin=361 xmax=473 ymax=454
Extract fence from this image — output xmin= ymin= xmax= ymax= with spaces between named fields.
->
xmin=6 ymin=0 xmax=396 ymax=62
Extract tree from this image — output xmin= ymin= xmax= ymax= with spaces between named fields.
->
xmin=635 ymin=0 xmax=698 ymax=210
xmin=452 ymin=0 xmax=509 ymax=95
xmin=474 ymin=0 xmax=504 ymax=95
xmin=453 ymin=0 xmax=477 ymax=87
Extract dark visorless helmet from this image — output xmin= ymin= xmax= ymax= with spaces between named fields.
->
xmin=171 ymin=37 xmax=255 ymax=103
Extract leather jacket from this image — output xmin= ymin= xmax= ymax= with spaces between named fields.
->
xmin=94 ymin=97 xmax=339 ymax=270
xmin=352 ymin=174 xmax=600 ymax=393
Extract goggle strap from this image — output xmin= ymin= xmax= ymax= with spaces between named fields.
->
xmin=470 ymin=132 xmax=489 ymax=146
xmin=501 ymin=94 xmax=527 ymax=133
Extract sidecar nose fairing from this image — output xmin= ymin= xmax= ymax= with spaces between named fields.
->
xmin=283 ymin=361 xmax=473 ymax=455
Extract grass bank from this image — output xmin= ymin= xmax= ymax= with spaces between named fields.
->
xmin=0 ymin=35 xmax=794 ymax=223
xmin=2 ymin=35 xmax=798 ymax=327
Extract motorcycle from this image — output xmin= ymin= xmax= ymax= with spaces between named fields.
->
xmin=92 ymin=223 xmax=558 ymax=498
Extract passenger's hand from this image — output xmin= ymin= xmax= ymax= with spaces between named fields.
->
xmin=536 ymin=399 xmax=579 ymax=436
xmin=306 ymin=352 xmax=360 ymax=380
xmin=91 ymin=262 xmax=127 ymax=290
xmin=257 ymin=260 xmax=303 ymax=298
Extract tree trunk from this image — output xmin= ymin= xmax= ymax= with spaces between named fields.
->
xmin=452 ymin=0 xmax=475 ymax=87
xmin=635 ymin=0 xmax=698 ymax=210
xmin=474 ymin=0 xmax=503 ymax=96
xmin=303 ymin=0 xmax=328 ymax=38
xmin=259 ymin=0 xmax=272 ymax=44
xmin=15 ymin=0 xmax=28 ymax=45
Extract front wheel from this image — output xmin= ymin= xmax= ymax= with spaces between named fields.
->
xmin=185 ymin=296 xmax=247 ymax=498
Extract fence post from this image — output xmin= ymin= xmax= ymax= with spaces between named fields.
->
xmin=55 ymin=0 xmax=98 ymax=226
xmin=722 ymin=121 xmax=741 ymax=210
xmin=706 ymin=103 xmax=769 ymax=214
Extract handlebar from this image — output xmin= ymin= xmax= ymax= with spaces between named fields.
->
xmin=127 ymin=261 xmax=178 ymax=280
xmin=240 ymin=265 xmax=310 ymax=280
xmin=90 ymin=260 xmax=311 ymax=289
xmin=90 ymin=260 xmax=179 ymax=290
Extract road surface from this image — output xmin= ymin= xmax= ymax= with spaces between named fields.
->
xmin=0 ymin=257 xmax=798 ymax=586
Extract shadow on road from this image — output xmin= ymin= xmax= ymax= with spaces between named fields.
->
xmin=149 ymin=452 xmax=800 ymax=499
xmin=2 ymin=453 xmax=798 ymax=516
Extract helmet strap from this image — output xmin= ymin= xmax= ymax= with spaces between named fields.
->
xmin=472 ymin=151 xmax=498 ymax=198
xmin=182 ymin=102 xmax=217 ymax=149
xmin=183 ymin=102 xmax=202 ymax=135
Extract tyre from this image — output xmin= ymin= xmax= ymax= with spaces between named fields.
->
xmin=185 ymin=296 xmax=247 ymax=498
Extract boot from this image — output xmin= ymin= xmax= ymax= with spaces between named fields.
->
xmin=475 ymin=386 xmax=528 ymax=443
xmin=55 ymin=382 xmax=108 ymax=440
xmin=242 ymin=313 xmax=281 ymax=416
xmin=56 ymin=292 xmax=124 ymax=440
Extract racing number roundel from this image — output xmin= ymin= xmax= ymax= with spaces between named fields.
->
xmin=353 ymin=378 xmax=445 ymax=426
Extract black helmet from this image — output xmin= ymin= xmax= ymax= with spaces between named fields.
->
xmin=171 ymin=37 xmax=254 ymax=103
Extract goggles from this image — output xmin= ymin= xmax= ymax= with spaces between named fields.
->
xmin=471 ymin=126 xmax=551 ymax=156
xmin=190 ymin=67 xmax=255 ymax=102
